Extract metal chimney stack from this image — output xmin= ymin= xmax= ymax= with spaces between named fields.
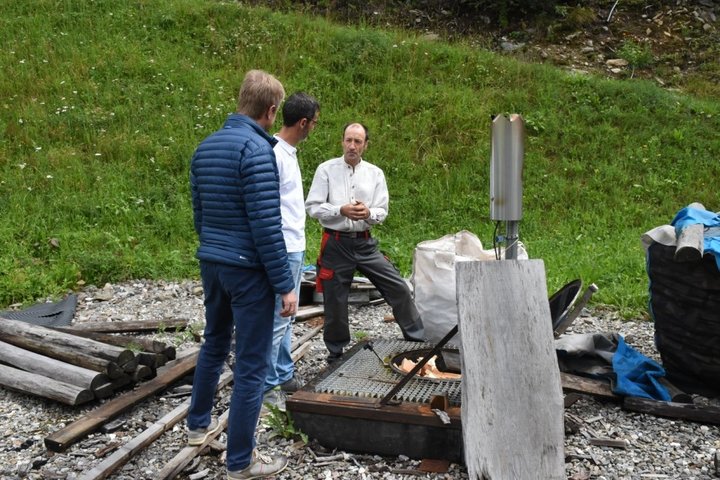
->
xmin=490 ymin=114 xmax=525 ymax=260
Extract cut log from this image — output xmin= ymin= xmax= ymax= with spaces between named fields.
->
xmin=137 ymin=352 xmax=167 ymax=370
xmin=675 ymin=222 xmax=704 ymax=262
xmin=1 ymin=331 xmax=124 ymax=379
xmin=457 ymin=260 xmax=565 ymax=480
xmin=0 ymin=318 xmax=134 ymax=365
xmin=44 ymin=350 xmax=199 ymax=452
xmin=0 ymin=363 xmax=94 ymax=406
xmin=77 ymin=371 xmax=233 ymax=480
xmin=65 ymin=318 xmax=191 ymax=334
xmin=132 ymin=364 xmax=153 ymax=382
xmin=623 ymin=396 xmax=720 ymax=425
xmin=54 ymin=327 xmax=170 ymax=354
xmin=658 ymin=377 xmax=693 ymax=403
xmin=0 ymin=340 xmax=110 ymax=393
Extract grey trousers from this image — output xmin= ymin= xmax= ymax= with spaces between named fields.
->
xmin=317 ymin=231 xmax=425 ymax=355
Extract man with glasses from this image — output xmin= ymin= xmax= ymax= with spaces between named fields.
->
xmin=263 ymin=92 xmax=320 ymax=410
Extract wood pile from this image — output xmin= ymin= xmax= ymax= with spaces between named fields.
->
xmin=0 ymin=317 xmax=183 ymax=406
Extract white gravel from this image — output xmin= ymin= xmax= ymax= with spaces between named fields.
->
xmin=0 ymin=279 xmax=718 ymax=479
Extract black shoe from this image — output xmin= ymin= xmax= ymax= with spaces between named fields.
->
xmin=403 ymin=334 xmax=426 ymax=343
xmin=279 ymin=375 xmax=302 ymax=393
xmin=326 ymin=352 xmax=343 ymax=364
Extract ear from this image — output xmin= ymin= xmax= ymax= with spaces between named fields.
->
xmin=298 ymin=117 xmax=308 ymax=129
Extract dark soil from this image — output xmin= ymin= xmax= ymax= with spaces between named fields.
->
xmin=252 ymin=0 xmax=720 ymax=98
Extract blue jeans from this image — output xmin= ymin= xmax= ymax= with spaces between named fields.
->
xmin=264 ymin=251 xmax=304 ymax=391
xmin=188 ymin=262 xmax=274 ymax=471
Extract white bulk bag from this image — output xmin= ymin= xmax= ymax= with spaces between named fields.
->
xmin=411 ymin=230 xmax=527 ymax=345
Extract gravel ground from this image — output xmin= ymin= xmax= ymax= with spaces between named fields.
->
xmin=1 ymin=279 xmax=719 ymax=480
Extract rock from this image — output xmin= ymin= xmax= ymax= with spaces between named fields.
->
xmin=606 ymin=58 xmax=629 ymax=67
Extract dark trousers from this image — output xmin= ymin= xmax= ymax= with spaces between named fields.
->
xmin=317 ymin=231 xmax=425 ymax=355
xmin=188 ymin=262 xmax=274 ymax=471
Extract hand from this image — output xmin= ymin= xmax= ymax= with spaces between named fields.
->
xmin=279 ymin=291 xmax=297 ymax=317
xmin=341 ymin=201 xmax=369 ymax=221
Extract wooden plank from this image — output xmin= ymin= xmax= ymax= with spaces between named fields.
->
xmin=588 ymin=437 xmax=628 ymax=449
xmin=77 ymin=371 xmax=233 ymax=480
xmin=158 ymin=409 xmax=230 ymax=480
xmin=560 ymin=372 xmax=620 ymax=401
xmin=295 ymin=305 xmax=325 ymax=321
xmin=0 ymin=363 xmax=94 ymax=406
xmin=291 ymin=341 xmax=313 ymax=363
xmin=65 ymin=318 xmax=190 ymax=334
xmin=0 ymin=339 xmax=110 ymax=392
xmin=623 ymin=396 xmax=720 ymax=425
xmin=457 ymin=260 xmax=565 ymax=479
xmin=291 ymin=324 xmax=323 ymax=352
xmin=44 ymin=350 xmax=199 ymax=452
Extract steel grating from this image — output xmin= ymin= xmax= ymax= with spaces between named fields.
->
xmin=313 ymin=339 xmax=462 ymax=405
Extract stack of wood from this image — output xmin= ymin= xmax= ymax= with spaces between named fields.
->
xmin=0 ymin=317 xmax=184 ymax=406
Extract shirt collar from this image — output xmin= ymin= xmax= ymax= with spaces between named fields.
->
xmin=273 ymin=135 xmax=297 ymax=156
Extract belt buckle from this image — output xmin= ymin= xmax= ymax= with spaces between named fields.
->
xmin=348 ymin=231 xmax=358 ymax=238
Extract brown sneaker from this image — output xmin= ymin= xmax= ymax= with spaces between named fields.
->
xmin=227 ymin=451 xmax=288 ymax=479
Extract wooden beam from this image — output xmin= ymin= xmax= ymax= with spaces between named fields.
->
xmin=44 ymin=350 xmax=199 ymax=452
xmin=291 ymin=341 xmax=313 ymax=363
xmin=291 ymin=324 xmax=322 ymax=352
xmin=623 ymin=396 xmax=720 ymax=425
xmin=77 ymin=371 xmax=233 ymax=480
xmin=157 ymin=409 xmax=230 ymax=479
xmin=0 ymin=363 xmax=94 ymax=406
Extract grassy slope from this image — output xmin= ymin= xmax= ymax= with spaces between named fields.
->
xmin=1 ymin=0 xmax=718 ymax=316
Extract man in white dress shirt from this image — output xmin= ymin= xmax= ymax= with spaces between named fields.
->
xmin=263 ymin=92 xmax=320 ymax=408
xmin=305 ymin=123 xmax=425 ymax=363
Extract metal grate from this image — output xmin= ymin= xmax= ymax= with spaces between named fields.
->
xmin=314 ymin=339 xmax=462 ymax=406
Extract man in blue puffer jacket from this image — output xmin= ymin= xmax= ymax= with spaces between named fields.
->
xmin=187 ymin=69 xmax=297 ymax=479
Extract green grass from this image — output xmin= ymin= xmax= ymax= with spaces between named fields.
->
xmin=1 ymin=0 xmax=719 ymax=319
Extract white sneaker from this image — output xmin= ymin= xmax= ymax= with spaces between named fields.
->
xmin=227 ymin=451 xmax=288 ymax=479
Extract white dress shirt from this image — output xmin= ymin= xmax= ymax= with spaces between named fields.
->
xmin=305 ymin=157 xmax=388 ymax=232
xmin=274 ymin=135 xmax=306 ymax=253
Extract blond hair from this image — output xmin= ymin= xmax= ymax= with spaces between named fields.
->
xmin=236 ymin=70 xmax=285 ymax=120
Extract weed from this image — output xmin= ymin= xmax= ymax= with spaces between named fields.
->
xmin=354 ymin=331 xmax=369 ymax=341
xmin=618 ymin=40 xmax=654 ymax=77
xmin=262 ymin=404 xmax=308 ymax=443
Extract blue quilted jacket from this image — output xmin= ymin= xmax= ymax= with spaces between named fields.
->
xmin=190 ymin=114 xmax=294 ymax=294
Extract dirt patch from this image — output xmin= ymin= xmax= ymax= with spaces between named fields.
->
xmin=254 ymin=0 xmax=720 ymax=98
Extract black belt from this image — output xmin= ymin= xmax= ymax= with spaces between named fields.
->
xmin=324 ymin=228 xmax=371 ymax=239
